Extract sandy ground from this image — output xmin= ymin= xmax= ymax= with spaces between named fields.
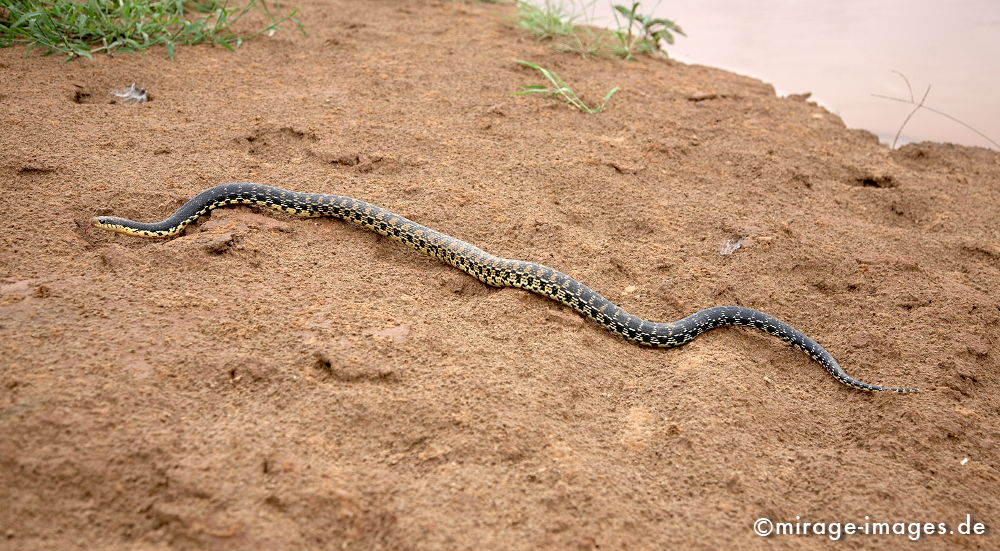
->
xmin=1 ymin=1 xmax=999 ymax=549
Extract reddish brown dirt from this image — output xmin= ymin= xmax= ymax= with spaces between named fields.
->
xmin=1 ymin=1 xmax=999 ymax=549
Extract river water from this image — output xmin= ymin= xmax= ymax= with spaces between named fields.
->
xmin=559 ymin=0 xmax=1000 ymax=150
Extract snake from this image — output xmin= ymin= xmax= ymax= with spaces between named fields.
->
xmin=92 ymin=182 xmax=918 ymax=392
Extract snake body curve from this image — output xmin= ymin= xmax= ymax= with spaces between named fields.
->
xmin=92 ymin=182 xmax=918 ymax=392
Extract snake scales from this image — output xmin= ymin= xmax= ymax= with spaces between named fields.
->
xmin=92 ymin=182 xmax=918 ymax=392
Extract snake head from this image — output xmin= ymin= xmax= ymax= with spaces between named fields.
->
xmin=90 ymin=216 xmax=175 ymax=238
xmin=91 ymin=216 xmax=121 ymax=233
xmin=91 ymin=216 xmax=145 ymax=237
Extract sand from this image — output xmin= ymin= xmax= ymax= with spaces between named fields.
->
xmin=1 ymin=1 xmax=998 ymax=548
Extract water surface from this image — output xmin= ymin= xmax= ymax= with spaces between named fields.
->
xmin=573 ymin=0 xmax=1000 ymax=149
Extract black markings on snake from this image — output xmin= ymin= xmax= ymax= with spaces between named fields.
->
xmin=92 ymin=182 xmax=919 ymax=392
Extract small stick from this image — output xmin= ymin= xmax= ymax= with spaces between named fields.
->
xmin=871 ymin=71 xmax=999 ymax=149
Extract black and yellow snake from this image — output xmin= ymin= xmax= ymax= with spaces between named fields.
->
xmin=93 ymin=182 xmax=918 ymax=392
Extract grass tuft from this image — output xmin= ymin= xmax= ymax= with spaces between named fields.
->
xmin=0 ymin=0 xmax=305 ymax=61
xmin=610 ymin=1 xmax=684 ymax=60
xmin=514 ymin=1 xmax=686 ymax=61
xmin=515 ymin=0 xmax=576 ymax=41
xmin=554 ymin=26 xmax=608 ymax=58
xmin=514 ymin=59 xmax=618 ymax=114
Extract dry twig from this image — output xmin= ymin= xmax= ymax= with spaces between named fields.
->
xmin=872 ymin=71 xmax=998 ymax=149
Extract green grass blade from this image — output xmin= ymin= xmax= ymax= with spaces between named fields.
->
xmin=0 ymin=0 xmax=305 ymax=60
xmin=514 ymin=59 xmax=618 ymax=115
